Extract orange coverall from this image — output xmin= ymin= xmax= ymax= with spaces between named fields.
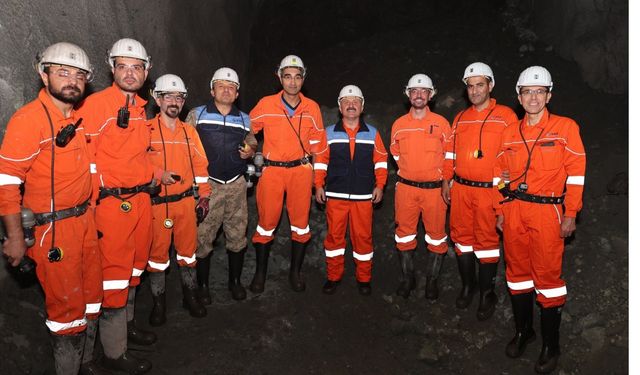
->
xmin=250 ymin=91 xmax=325 ymax=244
xmin=314 ymin=122 xmax=388 ymax=282
xmin=390 ymin=109 xmax=451 ymax=253
xmin=444 ymin=99 xmax=518 ymax=263
xmin=79 ymin=83 xmax=161 ymax=308
xmin=146 ymin=115 xmax=210 ymax=271
xmin=494 ymin=109 xmax=585 ymax=308
xmin=0 ymin=89 xmax=102 ymax=335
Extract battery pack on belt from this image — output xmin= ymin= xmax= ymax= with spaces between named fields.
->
xmin=397 ymin=176 xmax=442 ymax=189
xmin=34 ymin=200 xmax=90 ymax=226
xmin=151 ymin=188 xmax=194 ymax=205
xmin=453 ymin=174 xmax=493 ymax=188
xmin=263 ymin=157 xmax=308 ymax=168
xmin=513 ymin=191 xmax=564 ymax=204
xmin=99 ymin=181 xmax=153 ymax=200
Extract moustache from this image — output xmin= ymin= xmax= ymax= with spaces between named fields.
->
xmin=62 ymin=85 xmax=81 ymax=93
xmin=167 ymin=105 xmax=180 ymax=111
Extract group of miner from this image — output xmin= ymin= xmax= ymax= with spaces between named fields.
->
xmin=0 ymin=38 xmax=585 ymax=375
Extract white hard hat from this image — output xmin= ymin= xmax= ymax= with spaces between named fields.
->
xmin=405 ymin=73 xmax=437 ymax=98
xmin=278 ymin=54 xmax=306 ymax=77
xmin=108 ymin=38 xmax=151 ymax=69
xmin=516 ymin=66 xmax=553 ymax=93
xmin=463 ymin=62 xmax=495 ymax=85
xmin=36 ymin=42 xmax=94 ymax=81
xmin=210 ymin=67 xmax=240 ymax=89
xmin=337 ymin=85 xmax=365 ymax=107
xmin=153 ymin=74 xmax=187 ymax=99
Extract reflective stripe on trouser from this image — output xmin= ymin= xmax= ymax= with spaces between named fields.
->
xmin=323 ymin=199 xmax=374 ymax=282
xmin=252 ymin=164 xmax=313 ymax=244
xmin=197 ymin=178 xmax=248 ymax=257
xmin=96 ymin=194 xmax=152 ymax=308
xmin=148 ymin=197 xmax=197 ymax=271
xmin=394 ymin=182 xmax=448 ymax=253
xmin=29 ymin=213 xmax=103 ymax=335
xmin=450 ymin=183 xmax=500 ymax=263
xmin=503 ymin=199 xmax=567 ymax=308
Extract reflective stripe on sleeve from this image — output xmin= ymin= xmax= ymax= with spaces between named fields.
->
xmin=566 ymin=176 xmax=585 ymax=185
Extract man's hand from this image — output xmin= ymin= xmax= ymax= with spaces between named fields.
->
xmin=196 ymin=197 xmax=210 ymax=225
xmin=161 ymin=171 xmax=178 ymax=185
xmin=239 ymin=144 xmax=255 ymax=159
xmin=496 ymin=214 xmax=504 ymax=232
xmin=372 ymin=187 xmax=384 ymax=204
xmin=441 ymin=179 xmax=451 ymax=205
xmin=315 ymin=187 xmax=326 ymax=204
xmin=560 ymin=216 xmax=576 ymax=238
xmin=2 ymin=235 xmax=27 ymax=267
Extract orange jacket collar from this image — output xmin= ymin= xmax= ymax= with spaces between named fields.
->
xmin=38 ymin=88 xmax=78 ymax=121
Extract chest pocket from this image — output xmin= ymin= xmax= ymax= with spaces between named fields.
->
xmin=53 ymin=140 xmax=83 ymax=175
xmin=538 ymin=141 xmax=563 ymax=171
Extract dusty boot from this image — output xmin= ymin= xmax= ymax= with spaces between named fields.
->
xmin=357 ymin=281 xmax=372 ymax=296
xmin=289 ymin=241 xmax=307 ymax=292
xmin=425 ymin=252 xmax=445 ymax=300
xmin=455 ymin=252 xmax=477 ymax=308
xmin=195 ymin=253 xmax=212 ymax=305
xmin=322 ymin=280 xmax=340 ymax=295
xmin=228 ymin=249 xmax=247 ymax=301
xmin=476 ymin=262 xmax=498 ymax=321
xmin=181 ymin=266 xmax=207 ymax=318
xmin=396 ymin=249 xmax=416 ymax=299
xmin=126 ymin=288 xmax=157 ymax=346
xmin=51 ymin=331 xmax=84 ymax=375
xmin=249 ymin=241 xmax=272 ymax=293
xmin=148 ymin=271 xmax=167 ymax=327
xmin=101 ymin=308 xmax=152 ymax=374
xmin=79 ymin=319 xmax=108 ymax=375
xmin=505 ymin=291 xmax=536 ymax=358
xmin=535 ymin=306 xmax=562 ymax=374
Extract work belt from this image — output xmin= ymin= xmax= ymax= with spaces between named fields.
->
xmin=453 ymin=174 xmax=493 ymax=188
xmin=500 ymin=187 xmax=564 ymax=205
xmin=151 ymin=188 xmax=194 ymax=205
xmin=34 ymin=200 xmax=90 ymax=226
xmin=263 ymin=157 xmax=309 ymax=168
xmin=397 ymin=176 xmax=442 ymax=189
xmin=98 ymin=181 xmax=153 ymax=201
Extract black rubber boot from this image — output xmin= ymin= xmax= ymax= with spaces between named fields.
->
xmin=322 ymin=280 xmax=340 ymax=295
xmin=455 ymin=252 xmax=477 ymax=308
xmin=505 ymin=291 xmax=536 ymax=358
xmin=357 ymin=281 xmax=372 ymax=296
xmin=102 ymin=351 xmax=152 ymax=375
xmin=101 ymin=308 xmax=152 ymax=374
xmin=195 ymin=254 xmax=212 ymax=305
xmin=127 ymin=319 xmax=157 ymax=346
xmin=289 ymin=241 xmax=307 ymax=292
xmin=476 ymin=262 xmax=498 ymax=321
xmin=148 ymin=292 xmax=166 ymax=327
xmin=51 ymin=332 xmax=84 ymax=375
xmin=228 ymin=249 xmax=247 ymax=301
xmin=535 ymin=306 xmax=562 ymax=374
xmin=182 ymin=266 xmax=207 ymax=318
xmin=249 ymin=241 xmax=272 ymax=293
xmin=396 ymin=249 xmax=416 ymax=299
xmin=425 ymin=252 xmax=445 ymax=300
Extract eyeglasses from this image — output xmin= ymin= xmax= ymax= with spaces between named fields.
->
xmin=115 ymin=63 xmax=145 ymax=73
xmin=160 ymin=93 xmax=186 ymax=102
xmin=48 ymin=66 xmax=89 ymax=81
xmin=520 ymin=88 xmax=549 ymax=97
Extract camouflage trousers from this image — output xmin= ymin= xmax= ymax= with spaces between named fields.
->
xmin=196 ymin=177 xmax=248 ymax=256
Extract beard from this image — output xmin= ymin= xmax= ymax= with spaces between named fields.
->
xmin=49 ymin=84 xmax=82 ymax=104
xmin=165 ymin=105 xmax=180 ymax=118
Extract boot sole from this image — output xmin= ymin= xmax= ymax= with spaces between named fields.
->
xmin=505 ymin=333 xmax=536 ymax=358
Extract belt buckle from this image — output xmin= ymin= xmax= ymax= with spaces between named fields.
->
xmin=300 ymin=156 xmax=309 ymax=165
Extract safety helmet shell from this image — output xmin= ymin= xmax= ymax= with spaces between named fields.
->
xmin=337 ymin=84 xmax=365 ymax=107
xmin=153 ymin=74 xmax=187 ymax=99
xmin=36 ymin=42 xmax=94 ymax=81
xmin=516 ymin=66 xmax=553 ymax=93
xmin=463 ymin=62 xmax=495 ymax=85
xmin=210 ymin=67 xmax=240 ymax=89
xmin=108 ymin=38 xmax=151 ymax=69
xmin=405 ymin=73 xmax=437 ymax=98
xmin=278 ymin=54 xmax=306 ymax=77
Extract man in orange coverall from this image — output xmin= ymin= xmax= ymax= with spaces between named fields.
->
xmin=146 ymin=74 xmax=211 ymax=326
xmin=314 ymin=85 xmax=388 ymax=296
xmin=78 ymin=38 xmax=159 ymax=374
xmin=442 ymin=62 xmax=518 ymax=320
xmin=248 ymin=54 xmax=326 ymax=293
xmin=0 ymin=42 xmax=102 ymax=374
xmin=390 ymin=73 xmax=451 ymax=300
xmin=495 ymin=66 xmax=585 ymax=374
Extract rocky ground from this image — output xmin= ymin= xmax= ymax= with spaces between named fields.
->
xmin=0 ymin=1 xmax=628 ymax=374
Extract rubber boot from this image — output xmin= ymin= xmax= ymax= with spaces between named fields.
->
xmin=181 ymin=266 xmax=207 ymax=318
xmin=535 ymin=306 xmax=562 ymax=374
xmin=79 ymin=318 xmax=108 ymax=375
xmin=396 ymin=249 xmax=416 ymax=299
xmin=51 ymin=332 xmax=84 ymax=375
xmin=249 ymin=241 xmax=272 ymax=293
xmin=455 ymin=252 xmax=477 ymax=308
xmin=289 ymin=241 xmax=306 ymax=292
xmin=148 ymin=271 xmax=166 ymax=327
xmin=101 ymin=308 xmax=152 ymax=374
xmin=357 ymin=281 xmax=372 ymax=296
xmin=228 ymin=249 xmax=247 ymax=301
xmin=476 ymin=262 xmax=498 ymax=321
xmin=505 ymin=291 xmax=536 ymax=358
xmin=425 ymin=252 xmax=445 ymax=300
xmin=322 ymin=279 xmax=340 ymax=295
xmin=126 ymin=287 xmax=157 ymax=346
xmin=195 ymin=253 xmax=212 ymax=305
